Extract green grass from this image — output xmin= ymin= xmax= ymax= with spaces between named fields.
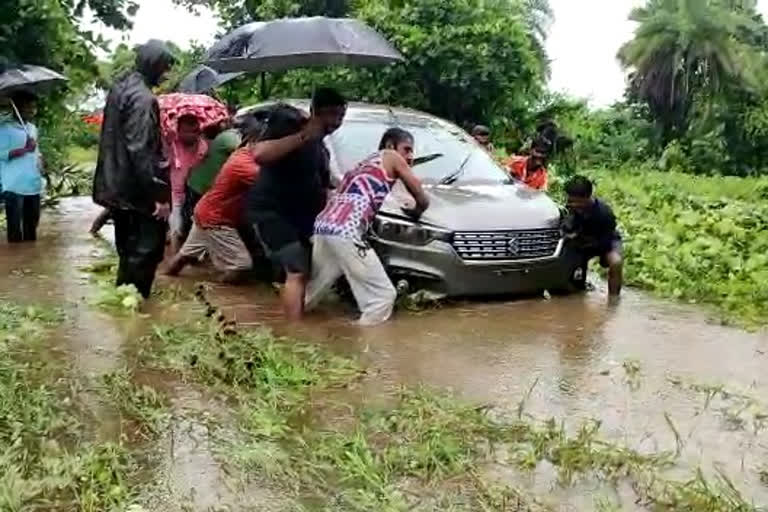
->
xmin=133 ymin=298 xmax=764 ymax=511
xmin=98 ymin=369 xmax=170 ymax=440
xmin=81 ymin=251 xmax=144 ymax=314
xmin=0 ymin=301 xmax=140 ymax=511
xmin=82 ymin=248 xmax=196 ymax=314
xmin=668 ymin=375 xmax=768 ymax=435
xmin=66 ymin=145 xmax=97 ymax=167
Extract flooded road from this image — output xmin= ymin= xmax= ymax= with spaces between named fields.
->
xmin=2 ymin=197 xmax=767 ymax=510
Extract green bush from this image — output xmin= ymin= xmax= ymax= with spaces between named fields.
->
xmin=589 ymin=168 xmax=768 ymax=326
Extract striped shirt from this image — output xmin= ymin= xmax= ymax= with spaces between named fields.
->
xmin=314 ymin=152 xmax=395 ymax=241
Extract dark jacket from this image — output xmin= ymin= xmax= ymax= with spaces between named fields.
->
xmin=93 ymin=41 xmax=172 ymax=215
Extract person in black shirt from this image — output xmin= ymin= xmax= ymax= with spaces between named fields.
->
xmin=563 ymin=175 xmax=623 ymax=297
xmin=247 ymin=88 xmax=347 ymax=321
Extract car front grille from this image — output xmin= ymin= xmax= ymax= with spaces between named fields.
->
xmin=452 ymin=229 xmax=561 ymax=261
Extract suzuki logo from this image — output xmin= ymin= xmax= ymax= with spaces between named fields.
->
xmin=507 ymin=237 xmax=520 ymax=256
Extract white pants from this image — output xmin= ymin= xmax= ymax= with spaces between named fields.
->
xmin=305 ymin=235 xmax=396 ymax=326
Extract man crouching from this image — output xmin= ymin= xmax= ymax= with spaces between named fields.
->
xmin=165 ymin=117 xmax=261 ymax=283
xmin=563 ymin=175 xmax=624 ymax=298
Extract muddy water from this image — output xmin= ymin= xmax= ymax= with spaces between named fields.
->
xmin=2 ymin=197 xmax=768 ymax=509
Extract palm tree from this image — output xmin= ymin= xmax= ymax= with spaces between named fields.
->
xmin=618 ymin=0 xmax=764 ymax=140
xmin=500 ymin=0 xmax=553 ymax=76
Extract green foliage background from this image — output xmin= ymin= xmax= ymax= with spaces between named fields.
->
xmin=1 ymin=0 xmax=131 ymax=199
xmin=587 ymin=169 xmax=768 ymax=326
xmin=7 ymin=0 xmax=768 ymax=179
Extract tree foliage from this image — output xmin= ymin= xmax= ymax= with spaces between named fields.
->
xmin=618 ymin=0 xmax=765 ymax=141
xmin=178 ymin=0 xmax=552 ymax=94
xmin=1 ymin=0 xmax=135 ymax=70
xmin=97 ymin=42 xmax=206 ymax=94
xmin=540 ymin=97 xmax=656 ymax=170
xmin=1 ymin=0 xmax=139 ymax=192
xmin=578 ymin=0 xmax=768 ymax=175
xmin=210 ymin=0 xmax=545 ymax=147
xmin=173 ymin=0 xmax=356 ymax=27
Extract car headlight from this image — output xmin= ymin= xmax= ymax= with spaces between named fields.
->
xmin=373 ymin=216 xmax=452 ymax=246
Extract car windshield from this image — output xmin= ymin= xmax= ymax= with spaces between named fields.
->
xmin=327 ymin=116 xmax=510 ymax=185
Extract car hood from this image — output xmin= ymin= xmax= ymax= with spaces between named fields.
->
xmin=380 ymin=182 xmax=562 ymax=231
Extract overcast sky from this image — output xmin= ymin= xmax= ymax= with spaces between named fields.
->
xmin=85 ymin=0 xmax=768 ymax=107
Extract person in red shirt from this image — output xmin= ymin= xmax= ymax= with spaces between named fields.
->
xmin=165 ymin=139 xmax=258 ymax=284
xmin=505 ymin=138 xmax=551 ymax=191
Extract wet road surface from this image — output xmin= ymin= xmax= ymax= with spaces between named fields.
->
xmin=1 ymin=197 xmax=767 ymax=510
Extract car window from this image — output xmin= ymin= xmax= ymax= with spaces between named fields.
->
xmin=327 ymin=118 xmax=510 ymax=185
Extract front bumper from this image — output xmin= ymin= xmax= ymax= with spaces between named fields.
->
xmin=371 ymin=236 xmax=582 ymax=297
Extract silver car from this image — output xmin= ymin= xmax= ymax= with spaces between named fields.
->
xmin=242 ymin=101 xmax=582 ymax=297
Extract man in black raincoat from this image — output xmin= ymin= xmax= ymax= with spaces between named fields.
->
xmin=93 ymin=40 xmax=175 ymax=298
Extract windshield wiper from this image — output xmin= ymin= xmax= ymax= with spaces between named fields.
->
xmin=439 ymin=152 xmax=472 ymax=185
xmin=413 ymin=153 xmax=443 ymax=167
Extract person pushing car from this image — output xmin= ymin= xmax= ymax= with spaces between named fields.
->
xmin=246 ymin=88 xmax=347 ymax=321
xmin=305 ymin=127 xmax=430 ymax=326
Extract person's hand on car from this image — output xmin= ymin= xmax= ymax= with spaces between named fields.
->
xmin=25 ymin=136 xmax=37 ymax=152
xmin=399 ymin=197 xmax=423 ymax=219
xmin=561 ymin=213 xmax=578 ymax=234
xmin=401 ymin=206 xmax=423 ymax=220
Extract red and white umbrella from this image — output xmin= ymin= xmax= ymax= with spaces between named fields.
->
xmin=157 ymin=93 xmax=229 ymax=140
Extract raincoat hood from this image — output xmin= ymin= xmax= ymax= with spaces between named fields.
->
xmin=94 ymin=44 xmax=170 ymax=214
xmin=135 ymin=40 xmax=174 ymax=86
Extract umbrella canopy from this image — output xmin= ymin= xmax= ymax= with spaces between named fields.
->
xmin=177 ymin=65 xmax=243 ymax=94
xmin=157 ymin=93 xmax=230 ymax=140
xmin=205 ymin=17 xmax=404 ymax=74
xmin=0 ymin=65 xmax=67 ymax=97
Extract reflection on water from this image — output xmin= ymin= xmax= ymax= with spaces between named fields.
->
xmin=1 ymin=197 xmax=767 ymax=508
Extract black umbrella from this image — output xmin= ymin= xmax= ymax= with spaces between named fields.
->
xmin=0 ymin=64 xmax=67 ymax=132
xmin=177 ymin=65 xmax=243 ymax=94
xmin=0 ymin=64 xmax=67 ymax=97
xmin=205 ymin=17 xmax=404 ymax=74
